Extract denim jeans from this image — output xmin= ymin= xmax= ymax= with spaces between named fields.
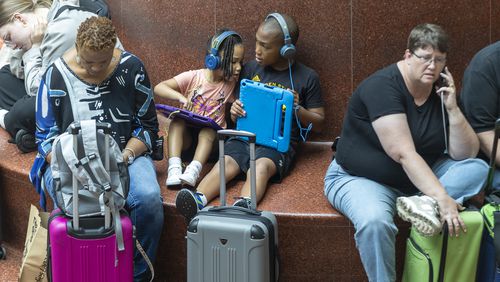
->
xmin=44 ymin=156 xmax=164 ymax=281
xmin=492 ymin=169 xmax=500 ymax=190
xmin=324 ymin=156 xmax=488 ymax=282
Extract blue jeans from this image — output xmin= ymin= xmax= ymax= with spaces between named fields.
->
xmin=492 ymin=169 xmax=500 ymax=190
xmin=324 ymin=156 xmax=488 ymax=282
xmin=44 ymin=156 xmax=164 ymax=281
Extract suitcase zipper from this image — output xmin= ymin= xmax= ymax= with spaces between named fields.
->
xmin=408 ymin=236 xmax=434 ymax=282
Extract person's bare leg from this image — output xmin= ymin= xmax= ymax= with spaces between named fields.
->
xmin=166 ymin=119 xmax=189 ymax=186
xmin=176 ymin=155 xmax=241 ymax=222
xmin=179 ymin=128 xmax=216 ymax=187
xmin=167 ymin=119 xmax=187 ymax=158
xmin=192 ymin=127 xmax=216 ymax=164
xmin=238 ymin=158 xmax=277 ymax=205
xmin=197 ymin=155 xmax=241 ymax=202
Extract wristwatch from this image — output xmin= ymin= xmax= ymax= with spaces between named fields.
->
xmin=123 ymin=147 xmax=136 ymax=165
xmin=127 ymin=154 xmax=135 ymax=165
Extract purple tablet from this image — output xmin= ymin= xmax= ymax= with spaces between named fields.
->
xmin=156 ymin=104 xmax=222 ymax=130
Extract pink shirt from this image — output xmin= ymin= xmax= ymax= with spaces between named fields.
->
xmin=174 ymin=69 xmax=236 ymax=128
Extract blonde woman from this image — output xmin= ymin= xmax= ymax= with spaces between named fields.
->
xmin=0 ymin=0 xmax=121 ymax=152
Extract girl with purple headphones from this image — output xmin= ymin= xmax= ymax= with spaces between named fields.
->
xmin=154 ymin=29 xmax=244 ymax=188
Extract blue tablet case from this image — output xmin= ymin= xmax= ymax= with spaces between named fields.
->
xmin=156 ymin=104 xmax=222 ymax=130
xmin=236 ymin=79 xmax=294 ymax=152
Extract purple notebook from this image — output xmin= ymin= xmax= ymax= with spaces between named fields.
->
xmin=156 ymin=104 xmax=222 ymax=130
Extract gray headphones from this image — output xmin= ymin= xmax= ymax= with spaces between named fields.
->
xmin=266 ymin=13 xmax=296 ymax=60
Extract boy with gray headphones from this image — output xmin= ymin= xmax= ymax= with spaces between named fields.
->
xmin=176 ymin=13 xmax=325 ymax=222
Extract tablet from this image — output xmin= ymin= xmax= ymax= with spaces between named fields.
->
xmin=156 ymin=104 xmax=222 ymax=130
xmin=236 ymin=79 xmax=294 ymax=152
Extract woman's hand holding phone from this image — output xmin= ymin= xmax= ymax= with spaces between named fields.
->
xmin=436 ymin=66 xmax=457 ymax=111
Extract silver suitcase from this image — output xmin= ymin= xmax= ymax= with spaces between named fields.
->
xmin=187 ymin=129 xmax=279 ymax=282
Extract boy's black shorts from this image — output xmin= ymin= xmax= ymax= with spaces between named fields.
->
xmin=224 ymin=137 xmax=296 ymax=182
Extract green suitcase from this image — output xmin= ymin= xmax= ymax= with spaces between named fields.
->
xmin=402 ymin=210 xmax=484 ymax=282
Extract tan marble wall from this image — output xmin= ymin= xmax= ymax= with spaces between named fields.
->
xmin=106 ymin=0 xmax=500 ymax=142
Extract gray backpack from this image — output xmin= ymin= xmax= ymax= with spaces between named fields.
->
xmin=50 ymin=120 xmax=129 ymax=249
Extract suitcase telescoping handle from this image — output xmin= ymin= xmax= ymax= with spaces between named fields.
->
xmin=69 ymin=121 xmax=112 ymax=230
xmin=217 ymin=129 xmax=257 ymax=210
xmin=484 ymin=118 xmax=500 ymax=195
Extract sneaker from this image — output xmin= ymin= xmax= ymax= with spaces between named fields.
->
xmin=233 ymin=197 xmax=252 ymax=209
xmin=166 ymin=164 xmax=182 ymax=187
xmin=175 ymin=188 xmax=204 ymax=223
xmin=15 ymin=129 xmax=36 ymax=153
xmin=396 ymin=195 xmax=442 ymax=236
xmin=179 ymin=163 xmax=200 ymax=187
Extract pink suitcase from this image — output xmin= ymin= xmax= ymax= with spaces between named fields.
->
xmin=47 ymin=122 xmax=133 ymax=282
xmin=48 ymin=210 xmax=134 ymax=282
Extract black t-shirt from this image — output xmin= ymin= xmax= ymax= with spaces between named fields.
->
xmin=461 ymin=41 xmax=500 ymax=136
xmin=239 ymin=60 xmax=323 ymax=143
xmin=336 ymin=64 xmax=447 ymax=194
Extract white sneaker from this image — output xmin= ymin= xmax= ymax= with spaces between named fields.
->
xmin=166 ymin=164 xmax=182 ymax=186
xmin=179 ymin=163 xmax=201 ymax=187
xmin=396 ymin=195 xmax=442 ymax=236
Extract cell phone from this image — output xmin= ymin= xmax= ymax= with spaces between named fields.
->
xmin=436 ymin=68 xmax=447 ymax=88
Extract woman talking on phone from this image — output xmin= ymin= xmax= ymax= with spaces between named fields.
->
xmin=323 ymin=23 xmax=488 ymax=281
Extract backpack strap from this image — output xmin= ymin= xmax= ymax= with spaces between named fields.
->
xmin=80 ymin=120 xmax=112 ymax=194
xmin=79 ymin=120 xmax=126 ymax=202
xmin=111 ymin=202 xmax=125 ymax=251
xmin=59 ymin=126 xmax=107 ymax=217
xmin=79 ymin=120 xmax=125 ymax=251
xmin=58 ymin=134 xmax=98 ymax=192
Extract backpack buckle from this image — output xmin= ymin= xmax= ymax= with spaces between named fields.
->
xmin=103 ymin=183 xmax=112 ymax=192
xmin=75 ymin=153 xmax=97 ymax=167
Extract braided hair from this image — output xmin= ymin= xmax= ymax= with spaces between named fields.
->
xmin=207 ymin=29 xmax=243 ymax=80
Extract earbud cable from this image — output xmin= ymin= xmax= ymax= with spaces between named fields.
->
xmin=440 ymin=91 xmax=448 ymax=154
xmin=289 ymin=59 xmax=312 ymax=142
xmin=288 ymin=60 xmax=295 ymax=91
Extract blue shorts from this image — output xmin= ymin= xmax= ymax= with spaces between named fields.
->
xmin=224 ymin=137 xmax=296 ymax=182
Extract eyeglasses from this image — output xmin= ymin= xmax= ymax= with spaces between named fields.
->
xmin=411 ymin=51 xmax=447 ymax=65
